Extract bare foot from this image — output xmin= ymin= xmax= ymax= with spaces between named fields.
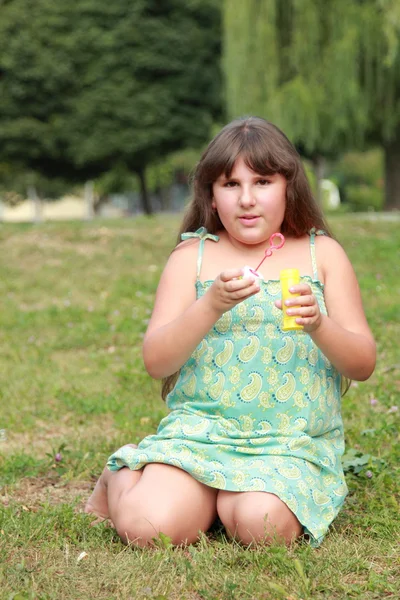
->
xmin=84 ymin=444 xmax=138 ymax=525
xmin=84 ymin=466 xmax=111 ymax=524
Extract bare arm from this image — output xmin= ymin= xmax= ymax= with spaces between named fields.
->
xmin=143 ymin=241 xmax=261 ymax=379
xmin=276 ymin=238 xmax=376 ymax=380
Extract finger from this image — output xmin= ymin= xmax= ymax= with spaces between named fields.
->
xmin=287 ymin=283 xmax=312 ymax=295
xmin=274 ymin=299 xmax=282 ymax=310
xmin=220 ymin=268 xmax=245 ymax=282
xmin=224 ymin=277 xmax=257 ymax=293
xmin=285 ymin=294 xmax=315 ymax=307
xmin=295 ymin=316 xmax=321 ymax=330
xmin=287 ymin=306 xmax=317 ymax=318
xmin=230 ymin=281 xmax=260 ymax=300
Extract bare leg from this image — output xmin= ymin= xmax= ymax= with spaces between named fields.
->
xmin=85 ymin=444 xmax=139 ymax=522
xmin=104 ymin=463 xmax=217 ymax=547
xmin=217 ymin=490 xmax=302 ymax=546
xmin=86 ymin=455 xmax=218 ymax=547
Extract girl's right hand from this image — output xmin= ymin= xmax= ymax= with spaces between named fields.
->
xmin=207 ymin=268 xmax=261 ymax=314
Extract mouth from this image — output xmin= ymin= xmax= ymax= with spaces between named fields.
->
xmin=239 ymin=215 xmax=260 ymax=225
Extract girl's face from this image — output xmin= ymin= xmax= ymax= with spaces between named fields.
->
xmin=212 ymin=156 xmax=286 ymax=247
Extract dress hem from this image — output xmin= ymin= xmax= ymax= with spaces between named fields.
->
xmin=107 ymin=456 xmax=343 ymax=547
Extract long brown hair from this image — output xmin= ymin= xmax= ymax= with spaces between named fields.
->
xmin=178 ymin=116 xmax=333 ymax=242
xmin=162 ymin=116 xmax=336 ymax=400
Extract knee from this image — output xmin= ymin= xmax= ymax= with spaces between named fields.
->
xmin=222 ymin=494 xmax=302 ymax=546
xmin=114 ymin=511 xmax=200 ymax=548
xmin=115 ymin=516 xmax=157 ymax=547
xmin=232 ymin=503 xmax=275 ymax=545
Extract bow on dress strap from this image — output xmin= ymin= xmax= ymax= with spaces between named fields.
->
xmin=180 ymin=227 xmax=219 ymax=279
xmin=309 ymin=227 xmax=327 ymax=237
xmin=180 ymin=226 xmax=219 ymax=243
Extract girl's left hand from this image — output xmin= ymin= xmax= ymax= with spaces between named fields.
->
xmin=274 ymin=283 xmax=322 ymax=333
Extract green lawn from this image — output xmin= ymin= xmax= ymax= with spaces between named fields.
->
xmin=0 ymin=214 xmax=399 ymax=600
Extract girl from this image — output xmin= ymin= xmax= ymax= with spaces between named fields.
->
xmin=85 ymin=117 xmax=376 ymax=548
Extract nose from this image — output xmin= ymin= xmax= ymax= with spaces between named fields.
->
xmin=238 ymin=186 xmax=256 ymax=207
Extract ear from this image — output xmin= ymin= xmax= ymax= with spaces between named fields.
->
xmin=211 ymin=200 xmax=216 ymax=210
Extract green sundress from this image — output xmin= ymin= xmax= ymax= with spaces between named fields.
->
xmin=108 ymin=227 xmax=348 ymax=546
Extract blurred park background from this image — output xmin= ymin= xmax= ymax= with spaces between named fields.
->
xmin=0 ymin=0 xmax=399 ymax=221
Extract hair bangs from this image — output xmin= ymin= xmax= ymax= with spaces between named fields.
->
xmin=249 ymin=128 xmax=299 ymax=179
xmin=203 ymin=132 xmax=243 ymax=183
xmin=241 ymin=136 xmax=279 ymax=177
xmin=221 ymin=126 xmax=297 ymax=181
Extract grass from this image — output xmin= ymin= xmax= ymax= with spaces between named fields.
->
xmin=0 ymin=214 xmax=399 ymax=600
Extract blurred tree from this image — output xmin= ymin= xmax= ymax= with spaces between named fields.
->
xmin=0 ymin=0 xmax=222 ymax=213
xmin=363 ymin=0 xmax=400 ymax=210
xmin=331 ymin=148 xmax=384 ymax=211
xmin=223 ymin=0 xmax=400 ymax=210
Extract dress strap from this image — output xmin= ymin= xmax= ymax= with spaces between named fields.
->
xmin=309 ymin=227 xmax=327 ymax=279
xmin=181 ymin=227 xmax=219 ymax=279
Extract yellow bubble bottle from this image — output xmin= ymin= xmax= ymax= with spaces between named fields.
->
xmin=280 ymin=269 xmax=303 ymax=331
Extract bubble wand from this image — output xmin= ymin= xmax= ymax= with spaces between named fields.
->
xmin=242 ymin=232 xmax=285 ymax=279
xmin=241 ymin=232 xmax=302 ymax=331
xmin=253 ymin=232 xmax=285 ymax=272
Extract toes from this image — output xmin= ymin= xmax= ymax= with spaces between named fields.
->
xmin=84 ymin=501 xmax=108 ymax=520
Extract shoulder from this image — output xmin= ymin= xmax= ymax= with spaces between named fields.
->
xmin=314 ymin=234 xmax=346 ymax=256
xmin=315 ymin=235 xmax=352 ymax=277
xmin=172 ymin=229 xmax=220 ymax=260
xmin=315 ymin=236 xmax=361 ymax=302
xmin=174 ymin=236 xmax=202 ymax=255
xmin=148 ymin=238 xmax=199 ymax=328
xmin=161 ymin=238 xmax=200 ymax=283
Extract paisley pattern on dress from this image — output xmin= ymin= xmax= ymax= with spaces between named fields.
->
xmin=108 ymin=229 xmax=347 ymax=547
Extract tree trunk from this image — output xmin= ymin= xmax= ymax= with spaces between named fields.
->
xmin=93 ymin=194 xmax=110 ymax=215
xmin=312 ymin=155 xmax=326 ymax=206
xmin=158 ymin=185 xmax=172 ymax=211
xmin=84 ymin=180 xmax=94 ymax=220
xmin=137 ymin=168 xmax=152 ymax=215
xmin=27 ymin=185 xmax=42 ymax=223
xmin=383 ymin=134 xmax=400 ymax=211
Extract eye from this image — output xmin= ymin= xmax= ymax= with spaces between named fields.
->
xmin=223 ymin=181 xmax=238 ymax=187
xmin=257 ymin=179 xmax=270 ymax=186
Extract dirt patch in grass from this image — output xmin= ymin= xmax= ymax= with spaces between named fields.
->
xmin=0 ymin=414 xmax=116 ymax=456
xmin=0 ymin=415 xmax=121 ymax=512
xmin=1 ymin=475 xmax=91 ymax=511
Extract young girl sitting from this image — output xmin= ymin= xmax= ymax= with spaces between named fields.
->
xmin=85 ymin=117 xmax=376 ymax=548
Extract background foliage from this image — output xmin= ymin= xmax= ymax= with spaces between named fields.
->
xmin=223 ymin=0 xmax=400 ymax=209
xmin=0 ymin=1 xmax=399 ymax=212
xmin=0 ymin=0 xmax=222 ymax=211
